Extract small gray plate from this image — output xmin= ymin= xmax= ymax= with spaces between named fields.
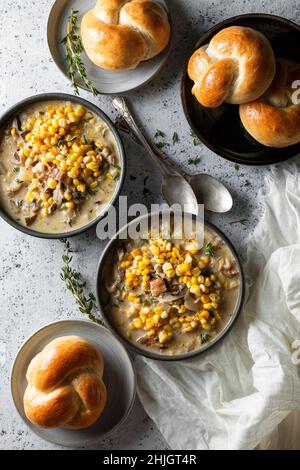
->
xmin=11 ymin=320 xmax=136 ymax=447
xmin=47 ymin=0 xmax=172 ymax=95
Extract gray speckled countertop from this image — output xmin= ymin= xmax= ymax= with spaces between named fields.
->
xmin=0 ymin=0 xmax=298 ymax=451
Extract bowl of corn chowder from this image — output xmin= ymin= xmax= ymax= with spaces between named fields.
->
xmin=0 ymin=94 xmax=125 ymax=238
xmin=97 ymin=212 xmax=245 ymax=360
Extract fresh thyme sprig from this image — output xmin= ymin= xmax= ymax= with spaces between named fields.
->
xmin=61 ymin=9 xmax=99 ymax=96
xmin=204 ymin=243 xmax=215 ymax=257
xmin=60 ymin=238 xmax=105 ymax=327
xmin=188 ymin=156 xmax=201 ymax=165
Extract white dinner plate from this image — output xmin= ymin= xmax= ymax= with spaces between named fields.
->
xmin=11 ymin=320 xmax=136 ymax=447
xmin=47 ymin=0 xmax=172 ymax=95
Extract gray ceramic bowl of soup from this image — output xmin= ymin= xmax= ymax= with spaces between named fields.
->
xmin=0 ymin=93 xmax=125 ymax=238
xmin=96 ymin=211 xmax=245 ymax=361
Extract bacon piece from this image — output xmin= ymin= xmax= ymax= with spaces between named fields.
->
xmin=25 ymin=214 xmax=37 ymax=226
xmin=150 ymin=277 xmax=167 ymax=297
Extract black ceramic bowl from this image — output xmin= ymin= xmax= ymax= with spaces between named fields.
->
xmin=96 ymin=211 xmax=245 ymax=361
xmin=181 ymin=14 xmax=300 ymax=165
xmin=0 ymin=93 xmax=126 ymax=239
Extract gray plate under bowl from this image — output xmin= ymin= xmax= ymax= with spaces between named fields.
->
xmin=47 ymin=0 xmax=172 ymax=95
xmin=11 ymin=320 xmax=136 ymax=447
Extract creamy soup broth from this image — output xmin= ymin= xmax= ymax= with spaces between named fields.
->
xmin=0 ymin=101 xmax=120 ymax=233
xmin=105 ymin=224 xmax=241 ymax=356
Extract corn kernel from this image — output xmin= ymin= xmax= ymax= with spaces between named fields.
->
xmin=48 ymin=178 xmax=57 ymax=190
xmin=66 ymin=201 xmax=75 ymax=210
xmin=74 ymin=106 xmax=86 ymax=118
xmin=89 ymin=181 xmax=98 ymax=190
xmin=154 ymin=306 xmax=163 ymax=314
xmin=65 ymin=105 xmax=73 ymax=113
xmin=190 ymin=285 xmax=201 ymax=296
xmin=70 ymin=112 xmax=79 ymax=123
xmin=77 ymin=184 xmax=86 ymax=193
xmin=26 ymin=192 xmax=35 ymax=203
xmin=201 ymin=295 xmax=210 ymax=304
xmin=203 ymin=303 xmax=213 ymax=310
xmin=59 ymin=118 xmax=67 ymax=127
xmin=158 ymin=331 xmax=170 ymax=344
xmin=133 ymin=318 xmax=143 ymax=329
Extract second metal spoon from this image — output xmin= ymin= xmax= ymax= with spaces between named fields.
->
xmin=114 ymin=113 xmax=233 ymax=213
xmin=113 ymin=97 xmax=199 ymax=215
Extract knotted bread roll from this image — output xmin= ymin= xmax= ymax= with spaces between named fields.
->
xmin=240 ymin=59 xmax=300 ymax=148
xmin=81 ymin=0 xmax=171 ymax=71
xmin=188 ymin=26 xmax=276 ymax=108
xmin=24 ymin=336 xmax=107 ymax=429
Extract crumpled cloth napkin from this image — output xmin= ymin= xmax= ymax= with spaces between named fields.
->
xmin=136 ymin=166 xmax=300 ymax=450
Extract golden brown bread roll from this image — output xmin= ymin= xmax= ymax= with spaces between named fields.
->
xmin=188 ymin=26 xmax=276 ymax=108
xmin=240 ymin=59 xmax=300 ymax=148
xmin=81 ymin=0 xmax=171 ymax=71
xmin=23 ymin=336 xmax=107 ymax=429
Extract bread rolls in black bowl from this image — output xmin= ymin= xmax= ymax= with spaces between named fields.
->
xmin=181 ymin=14 xmax=300 ymax=165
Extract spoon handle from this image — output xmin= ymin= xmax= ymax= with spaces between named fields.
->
xmin=115 ymin=116 xmax=189 ymax=179
xmin=112 ymin=97 xmax=171 ymax=176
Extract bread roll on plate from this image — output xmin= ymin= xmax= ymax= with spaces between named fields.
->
xmin=81 ymin=0 xmax=171 ymax=71
xmin=240 ymin=59 xmax=300 ymax=148
xmin=23 ymin=336 xmax=107 ymax=429
xmin=188 ymin=26 xmax=276 ymax=108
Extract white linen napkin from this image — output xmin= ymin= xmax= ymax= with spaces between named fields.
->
xmin=136 ymin=166 xmax=300 ymax=450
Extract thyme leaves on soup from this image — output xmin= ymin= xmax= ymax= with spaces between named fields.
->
xmin=83 ymin=135 xmax=90 ymax=145
xmin=11 ymin=199 xmax=23 ymax=209
xmin=204 ymin=243 xmax=215 ymax=257
xmin=60 ymin=238 xmax=106 ymax=327
xmin=201 ymin=333 xmax=211 ymax=344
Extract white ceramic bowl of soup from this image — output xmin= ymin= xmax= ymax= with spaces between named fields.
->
xmin=96 ymin=211 xmax=245 ymax=361
xmin=0 ymin=93 xmax=125 ymax=238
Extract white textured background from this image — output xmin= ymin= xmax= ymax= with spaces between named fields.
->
xmin=0 ymin=0 xmax=298 ymax=450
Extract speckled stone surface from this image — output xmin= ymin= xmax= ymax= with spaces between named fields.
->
xmin=0 ymin=0 xmax=298 ymax=450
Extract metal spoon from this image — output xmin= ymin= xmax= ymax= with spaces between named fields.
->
xmin=114 ymin=115 xmax=233 ymax=213
xmin=113 ymin=97 xmax=199 ymax=215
